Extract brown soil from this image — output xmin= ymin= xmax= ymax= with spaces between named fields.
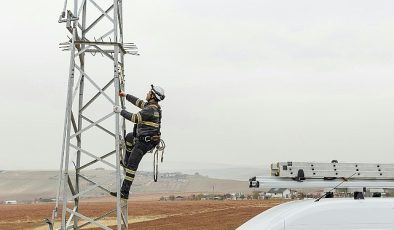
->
xmin=0 ymin=200 xmax=286 ymax=230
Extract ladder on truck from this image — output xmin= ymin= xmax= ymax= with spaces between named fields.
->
xmin=249 ymin=161 xmax=394 ymax=189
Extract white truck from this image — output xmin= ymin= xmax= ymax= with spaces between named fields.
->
xmin=239 ymin=161 xmax=394 ymax=230
xmin=237 ymin=198 xmax=394 ymax=230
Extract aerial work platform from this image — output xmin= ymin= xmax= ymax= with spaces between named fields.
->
xmin=249 ymin=161 xmax=394 ymax=189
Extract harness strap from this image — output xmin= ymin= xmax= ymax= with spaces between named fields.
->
xmin=153 ymin=139 xmax=165 ymax=182
xmin=138 ymin=135 xmax=160 ymax=142
xmin=141 ymin=121 xmax=160 ymax=128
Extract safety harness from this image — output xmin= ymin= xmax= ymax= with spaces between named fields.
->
xmin=138 ymin=103 xmax=166 ymax=182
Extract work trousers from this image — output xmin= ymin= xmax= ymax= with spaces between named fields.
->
xmin=121 ymin=132 xmax=158 ymax=196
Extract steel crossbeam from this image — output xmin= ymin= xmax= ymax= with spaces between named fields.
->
xmin=77 ymin=150 xmax=116 ymax=170
xmin=75 ymin=65 xmax=115 ymax=104
xmin=66 ymin=207 xmax=77 ymax=228
xmin=81 ymin=115 xmax=116 ymax=137
xmin=85 ymin=5 xmax=114 ymax=34
xmin=69 ymin=144 xmax=117 ymax=169
xmin=78 ymin=150 xmax=116 ymax=170
xmin=89 ymin=0 xmax=114 ymax=23
xmin=66 ymin=208 xmax=112 ymax=230
xmin=71 ymin=177 xmax=115 ymax=200
xmin=76 ymin=203 xmax=127 ymax=229
xmin=69 ymin=112 xmax=114 ymax=139
xmin=79 ymin=174 xmax=112 ymax=193
xmin=81 ymin=79 xmax=114 ymax=111
xmin=50 ymin=0 xmax=137 ymax=229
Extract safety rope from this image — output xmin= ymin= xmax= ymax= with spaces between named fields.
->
xmin=153 ymin=139 xmax=166 ymax=182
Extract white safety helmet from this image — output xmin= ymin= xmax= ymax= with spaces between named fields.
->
xmin=151 ymin=84 xmax=165 ymax=101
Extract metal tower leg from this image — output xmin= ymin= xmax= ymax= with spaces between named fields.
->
xmin=50 ymin=0 xmax=138 ymax=229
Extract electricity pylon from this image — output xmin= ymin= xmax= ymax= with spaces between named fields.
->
xmin=49 ymin=0 xmax=137 ymax=229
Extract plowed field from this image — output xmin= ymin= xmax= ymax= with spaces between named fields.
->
xmin=0 ymin=200 xmax=286 ymax=230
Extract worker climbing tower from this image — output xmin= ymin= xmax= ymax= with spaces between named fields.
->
xmin=49 ymin=0 xmax=137 ymax=229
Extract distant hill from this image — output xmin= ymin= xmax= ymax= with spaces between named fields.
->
xmin=137 ymin=161 xmax=269 ymax=181
xmin=0 ymin=170 xmax=253 ymax=201
xmin=175 ymin=167 xmax=269 ymax=181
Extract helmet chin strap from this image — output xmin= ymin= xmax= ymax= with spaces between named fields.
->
xmin=148 ymin=93 xmax=158 ymax=102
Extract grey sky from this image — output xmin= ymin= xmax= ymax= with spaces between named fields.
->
xmin=1 ymin=0 xmax=394 ymax=171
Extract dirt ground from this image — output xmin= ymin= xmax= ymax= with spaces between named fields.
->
xmin=0 ymin=200 xmax=286 ymax=230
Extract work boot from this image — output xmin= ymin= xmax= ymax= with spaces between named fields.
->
xmin=110 ymin=191 xmax=128 ymax=200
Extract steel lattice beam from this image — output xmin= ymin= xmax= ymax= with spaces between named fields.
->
xmin=49 ymin=0 xmax=136 ymax=229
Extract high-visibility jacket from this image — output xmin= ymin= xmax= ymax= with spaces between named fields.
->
xmin=120 ymin=94 xmax=162 ymax=137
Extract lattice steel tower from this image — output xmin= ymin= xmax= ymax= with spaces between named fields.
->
xmin=49 ymin=0 xmax=137 ymax=229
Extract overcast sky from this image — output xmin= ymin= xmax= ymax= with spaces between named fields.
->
xmin=1 ymin=0 xmax=394 ymax=171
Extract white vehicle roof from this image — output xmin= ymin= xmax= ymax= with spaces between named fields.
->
xmin=237 ymin=198 xmax=394 ymax=230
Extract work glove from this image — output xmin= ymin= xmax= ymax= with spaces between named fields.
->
xmin=113 ymin=105 xmax=122 ymax=113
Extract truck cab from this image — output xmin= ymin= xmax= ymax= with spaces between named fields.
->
xmin=237 ymin=198 xmax=394 ymax=230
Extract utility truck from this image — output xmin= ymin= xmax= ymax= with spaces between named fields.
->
xmin=238 ymin=161 xmax=394 ymax=230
